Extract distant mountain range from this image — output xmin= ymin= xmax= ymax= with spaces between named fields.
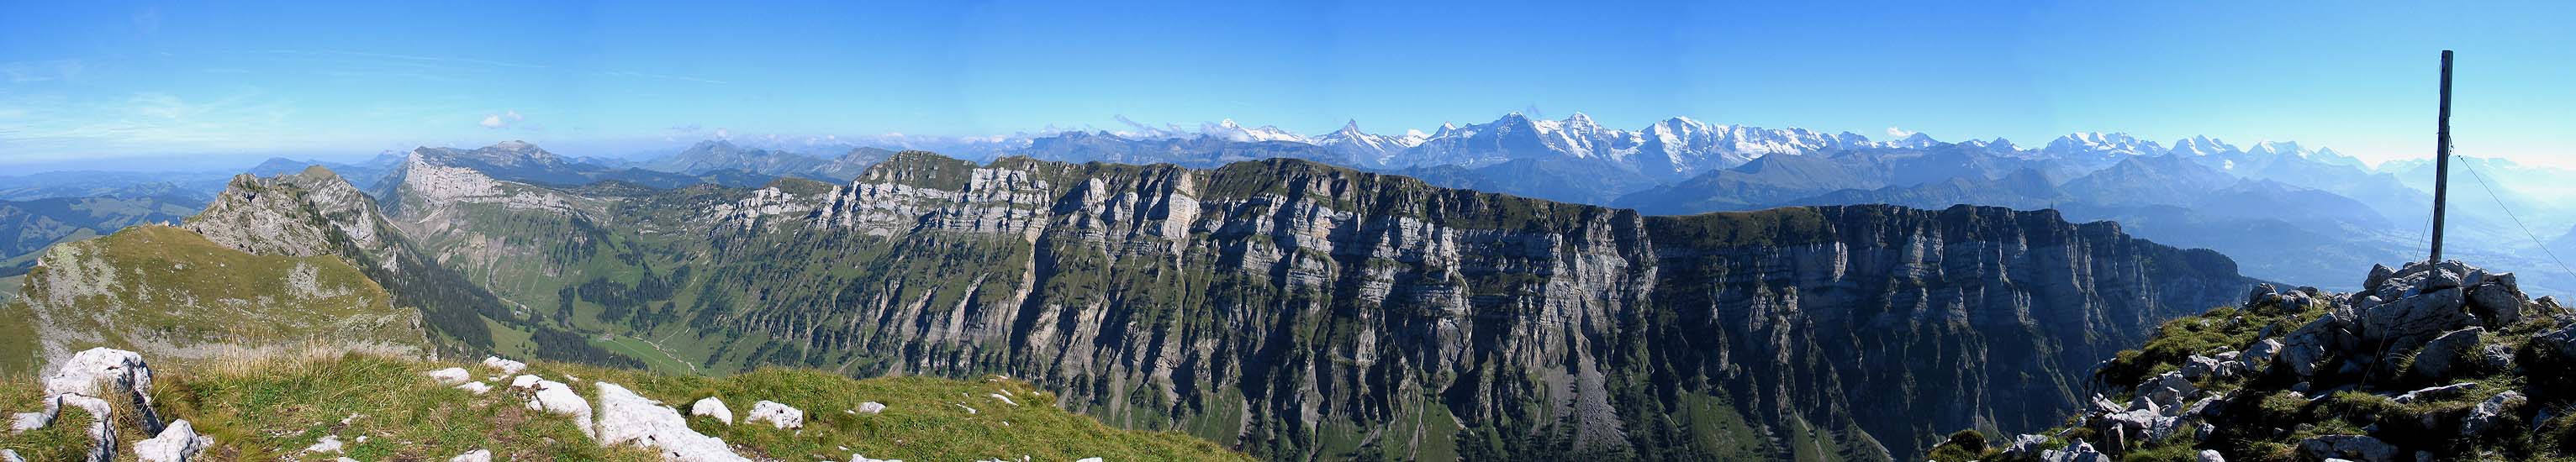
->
xmin=2 ymin=112 xmax=2568 ymax=293
xmin=960 ymin=113 xmax=2572 ymax=294
xmin=0 ymin=195 xmax=200 ymax=279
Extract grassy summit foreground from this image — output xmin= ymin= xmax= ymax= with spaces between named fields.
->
xmin=0 ymin=225 xmax=428 ymax=375
xmin=0 ymin=350 xmax=1248 ymax=461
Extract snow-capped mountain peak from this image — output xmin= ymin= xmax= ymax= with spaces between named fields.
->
xmin=2168 ymin=135 xmax=2241 ymax=156
xmin=2247 ymin=140 xmax=2307 ymax=157
xmin=1893 ymin=132 xmax=1941 ymax=148
xmin=2045 ymin=132 xmax=2160 ymax=157
xmin=1314 ymin=119 xmax=1425 ymax=168
xmin=1564 ymin=112 xmax=1601 ymax=131
xmin=1200 ymin=119 xmax=1307 ymax=144
xmin=1961 ymin=137 xmax=2020 ymax=155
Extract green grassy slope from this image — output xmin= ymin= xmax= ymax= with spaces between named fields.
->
xmin=0 ymin=352 xmax=1250 ymax=461
xmin=0 ymin=225 xmax=428 ymax=375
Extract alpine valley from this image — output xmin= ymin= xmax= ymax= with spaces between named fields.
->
xmin=1 ymin=113 xmax=2563 ymax=461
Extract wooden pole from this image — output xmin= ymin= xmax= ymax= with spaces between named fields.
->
xmin=2431 ymin=50 xmax=2453 ymax=264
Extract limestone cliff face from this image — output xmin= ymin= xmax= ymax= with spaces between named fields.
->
xmin=689 ymin=153 xmax=2257 ymax=460
xmin=376 ymin=148 xmax=609 ymax=290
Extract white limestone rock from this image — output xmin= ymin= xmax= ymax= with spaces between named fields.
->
xmin=746 ymin=400 xmax=805 ymax=429
xmin=988 ymin=393 xmax=1019 ymax=406
xmin=45 ymin=347 xmax=154 ymax=405
xmin=691 ymin=396 xmax=733 ymax=425
xmin=457 ymin=381 xmax=493 ymax=395
xmin=57 ymin=394 xmax=115 ymax=454
xmin=525 ymin=379 xmax=594 ymax=438
xmin=509 ymin=375 xmax=542 ymax=389
xmin=5 ymin=412 xmax=40 ymax=432
xmin=449 ymin=449 xmax=494 ymax=462
xmin=135 ymin=419 xmax=213 ymax=462
xmin=855 ymin=402 xmax=887 ymax=415
xmin=853 ymin=454 xmax=903 ymax=462
xmin=593 ymin=382 xmax=749 ymax=462
xmin=307 ymin=434 xmax=346 ymax=454
xmin=482 ymin=356 xmax=527 ymax=375
xmin=424 ymin=367 xmax=472 ymax=386
xmin=2040 ymin=438 xmax=2111 ymax=462
xmin=8 ymin=395 xmax=59 ymax=432
xmin=2462 ymin=391 xmax=2526 ymax=437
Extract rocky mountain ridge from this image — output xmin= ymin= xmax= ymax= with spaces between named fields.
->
xmin=1933 ymin=260 xmax=2570 ymax=461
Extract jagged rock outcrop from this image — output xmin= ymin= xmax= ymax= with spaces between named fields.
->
xmin=165 ymin=160 xmax=644 ymax=365
xmin=186 ymin=166 xmax=397 ymax=262
xmin=177 ymin=165 xmax=502 ymax=355
xmin=1972 ymin=260 xmax=2571 ymax=461
xmin=658 ymin=152 xmax=2256 ymax=459
xmin=6 ymin=348 xmax=202 ymax=462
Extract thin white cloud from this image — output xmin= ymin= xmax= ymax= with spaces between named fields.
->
xmin=1887 ymin=127 xmax=1916 ymax=137
xmin=479 ymin=110 xmax=523 ymax=129
xmin=1110 ymin=114 xmax=1190 ymax=139
xmin=0 ymin=90 xmax=318 ymax=163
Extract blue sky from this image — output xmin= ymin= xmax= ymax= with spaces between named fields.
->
xmin=2 ymin=0 xmax=2571 ymax=171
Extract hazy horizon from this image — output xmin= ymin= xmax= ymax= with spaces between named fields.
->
xmin=5 ymin=1 xmax=2573 ymax=171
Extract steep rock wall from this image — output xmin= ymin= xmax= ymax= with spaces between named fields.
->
xmin=682 ymin=153 xmax=2255 ymax=459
